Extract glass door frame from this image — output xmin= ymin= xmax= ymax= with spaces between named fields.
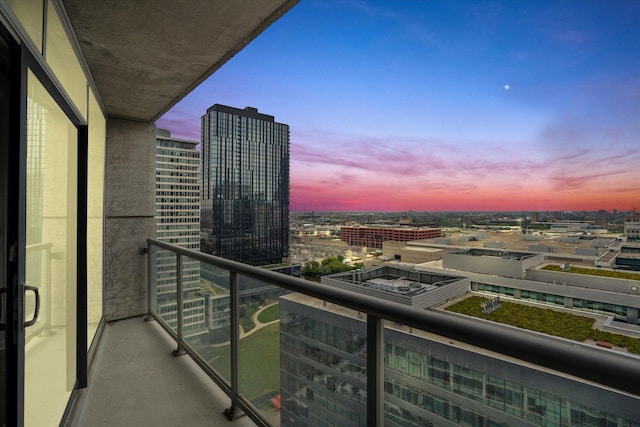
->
xmin=3 ymin=26 xmax=89 ymax=426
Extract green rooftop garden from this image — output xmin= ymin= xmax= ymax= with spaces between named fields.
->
xmin=445 ymin=296 xmax=640 ymax=354
xmin=542 ymin=264 xmax=640 ymax=281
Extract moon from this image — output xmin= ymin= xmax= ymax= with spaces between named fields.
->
xmin=504 ymin=84 xmax=511 ymax=90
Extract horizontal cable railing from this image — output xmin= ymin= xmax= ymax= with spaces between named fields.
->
xmin=146 ymin=238 xmax=640 ymax=426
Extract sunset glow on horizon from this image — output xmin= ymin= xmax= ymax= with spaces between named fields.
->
xmin=157 ymin=1 xmax=640 ymax=213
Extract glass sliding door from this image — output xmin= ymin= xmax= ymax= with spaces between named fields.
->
xmin=23 ymin=68 xmax=77 ymax=426
xmin=1 ymin=3 xmax=92 ymax=425
xmin=0 ymin=29 xmax=12 ymax=427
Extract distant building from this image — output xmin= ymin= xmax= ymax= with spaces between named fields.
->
xmin=340 ymin=226 xmax=442 ymax=249
xmin=530 ymin=212 xmax=539 ymax=223
xmin=548 ymin=222 xmax=600 ymax=233
xmin=615 ymin=244 xmax=640 ymax=271
xmin=201 ymin=104 xmax=290 ymax=266
xmin=155 ymin=130 xmax=206 ymax=339
xmin=624 ymin=213 xmax=640 ymax=242
xmin=594 ymin=216 xmax=607 ymax=227
xmin=381 ymin=241 xmax=446 ymax=264
xmin=443 ymin=248 xmax=543 ymax=279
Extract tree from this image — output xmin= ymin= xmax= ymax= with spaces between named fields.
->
xmin=303 ymin=260 xmax=321 ymax=276
xmin=303 ymin=256 xmax=357 ymax=277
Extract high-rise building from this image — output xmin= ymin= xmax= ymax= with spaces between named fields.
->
xmin=530 ymin=212 xmax=540 ymax=223
xmin=201 ymin=104 xmax=290 ymax=266
xmin=155 ymin=129 xmax=207 ymax=340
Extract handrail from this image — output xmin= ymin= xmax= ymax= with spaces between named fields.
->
xmin=147 ymin=238 xmax=640 ymax=426
xmin=25 ymin=242 xmax=54 ymax=251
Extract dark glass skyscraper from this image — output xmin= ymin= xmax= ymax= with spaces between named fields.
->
xmin=201 ymin=104 xmax=290 ymax=266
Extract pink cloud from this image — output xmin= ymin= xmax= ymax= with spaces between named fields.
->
xmin=290 ymin=127 xmax=640 ymax=211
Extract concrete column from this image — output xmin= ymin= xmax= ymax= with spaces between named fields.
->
xmin=564 ymin=296 xmax=573 ymax=309
xmin=104 ymin=117 xmax=156 ymax=320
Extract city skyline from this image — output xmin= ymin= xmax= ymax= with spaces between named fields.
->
xmin=157 ymin=0 xmax=640 ymax=213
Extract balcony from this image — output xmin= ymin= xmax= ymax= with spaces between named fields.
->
xmin=68 ymin=239 xmax=640 ymax=426
xmin=69 ymin=317 xmax=255 ymax=426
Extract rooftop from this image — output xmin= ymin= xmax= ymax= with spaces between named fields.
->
xmin=450 ymin=247 xmax=539 ymax=260
xmin=412 ymin=230 xmax=621 ymax=258
xmin=326 ymin=265 xmax=466 ymax=298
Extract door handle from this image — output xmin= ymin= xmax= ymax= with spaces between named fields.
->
xmin=24 ymin=284 xmax=40 ymax=328
xmin=0 ymin=287 xmax=5 ymax=330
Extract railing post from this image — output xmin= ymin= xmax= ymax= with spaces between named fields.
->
xmin=172 ymin=253 xmax=185 ymax=355
xmin=225 ymin=271 xmax=240 ymax=420
xmin=367 ymin=315 xmax=384 ymax=427
xmin=145 ymin=243 xmax=154 ymax=322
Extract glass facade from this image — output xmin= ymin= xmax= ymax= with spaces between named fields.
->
xmin=45 ymin=0 xmax=87 ymax=119
xmin=87 ymin=88 xmax=105 ymax=349
xmin=280 ymin=293 xmax=640 ymax=427
xmin=280 ymin=297 xmax=368 ymax=427
xmin=475 ymin=282 xmax=631 ymax=322
xmin=2 ymin=2 xmax=107 ymax=424
xmin=201 ymin=104 xmax=289 ymax=266
xmin=7 ymin=0 xmax=43 ymax=52
xmin=24 ymin=68 xmax=78 ymax=427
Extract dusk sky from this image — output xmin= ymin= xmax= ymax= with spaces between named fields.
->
xmin=157 ymin=0 xmax=640 ymax=213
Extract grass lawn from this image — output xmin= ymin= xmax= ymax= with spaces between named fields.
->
xmin=542 ymin=264 xmax=640 ymax=281
xmin=193 ymin=322 xmax=280 ymax=403
xmin=446 ymin=296 xmax=640 ymax=354
xmin=257 ymin=304 xmax=280 ymax=323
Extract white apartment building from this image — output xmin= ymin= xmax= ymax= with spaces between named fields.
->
xmin=156 ymin=130 xmax=207 ymax=339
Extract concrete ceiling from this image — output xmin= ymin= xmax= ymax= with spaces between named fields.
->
xmin=62 ymin=0 xmax=298 ymax=122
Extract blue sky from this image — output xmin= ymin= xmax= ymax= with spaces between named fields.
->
xmin=157 ymin=0 xmax=640 ymax=212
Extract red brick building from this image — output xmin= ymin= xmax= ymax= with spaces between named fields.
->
xmin=340 ymin=226 xmax=442 ymax=249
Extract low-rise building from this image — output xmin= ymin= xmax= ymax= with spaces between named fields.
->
xmin=624 ymin=213 xmax=640 ymax=242
xmin=280 ymin=264 xmax=640 ymax=426
xmin=340 ymin=226 xmax=442 ymax=249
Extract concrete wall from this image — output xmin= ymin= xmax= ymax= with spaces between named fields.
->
xmin=528 ymin=244 xmax=552 ymax=252
xmin=411 ymin=277 xmax=470 ymax=307
xmin=104 ymin=118 xmax=156 ymax=320
xmin=443 ymin=251 xmax=544 ymax=279
xmin=382 ymin=241 xmax=445 ymax=264
xmin=484 ymin=241 xmax=506 ymax=249
xmin=575 ymin=247 xmax=600 ymax=256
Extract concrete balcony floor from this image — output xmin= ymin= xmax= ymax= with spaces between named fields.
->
xmin=68 ymin=316 xmax=256 ymax=427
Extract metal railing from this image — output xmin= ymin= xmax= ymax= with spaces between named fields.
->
xmin=146 ymin=238 xmax=640 ymax=426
